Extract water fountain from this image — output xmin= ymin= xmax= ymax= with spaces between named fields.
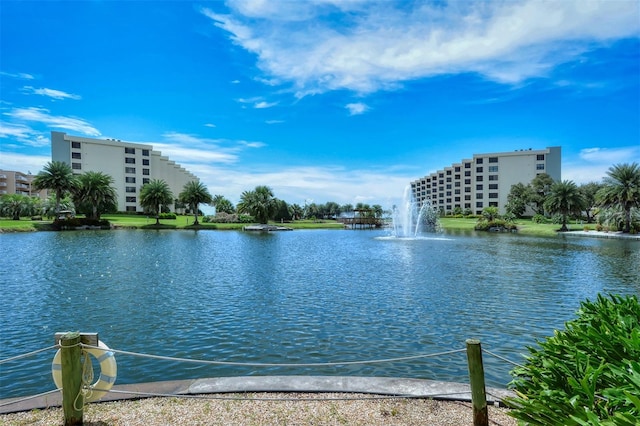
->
xmin=391 ymin=185 xmax=441 ymax=238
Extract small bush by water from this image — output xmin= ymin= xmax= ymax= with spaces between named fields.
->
xmin=506 ymin=294 xmax=640 ymax=425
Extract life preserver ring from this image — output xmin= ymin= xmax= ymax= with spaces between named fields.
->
xmin=52 ymin=340 xmax=117 ymax=402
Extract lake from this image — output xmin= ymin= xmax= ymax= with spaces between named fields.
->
xmin=1 ymin=229 xmax=638 ymax=399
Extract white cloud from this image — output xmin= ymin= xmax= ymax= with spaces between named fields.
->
xmin=23 ymin=86 xmax=81 ymax=100
xmin=158 ymin=131 xmax=266 ymax=164
xmin=204 ymin=123 xmax=217 ymax=128
xmin=563 ymin=146 xmax=640 ymax=184
xmin=0 ymin=71 xmax=35 ymax=80
xmin=345 ymin=102 xmax=369 ymax=115
xmin=189 ymin=163 xmax=412 ymax=207
xmin=237 ymin=97 xmax=278 ymax=108
xmin=265 ymin=119 xmax=284 ymax=124
xmin=3 ymin=107 xmax=100 ymax=136
xmin=0 ymin=151 xmax=50 ymax=173
xmin=254 ymin=100 xmax=278 ymax=109
xmin=202 ymin=1 xmax=640 ymax=95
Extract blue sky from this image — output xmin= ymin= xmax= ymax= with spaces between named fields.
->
xmin=1 ymin=1 xmax=639 ymax=208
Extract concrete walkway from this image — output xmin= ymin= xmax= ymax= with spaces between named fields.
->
xmin=0 ymin=376 xmax=515 ymax=414
xmin=562 ymin=230 xmax=640 ymax=240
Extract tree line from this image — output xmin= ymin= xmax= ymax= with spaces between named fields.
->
xmin=500 ymin=162 xmax=639 ymax=233
xmin=0 ymin=161 xmax=385 ymax=226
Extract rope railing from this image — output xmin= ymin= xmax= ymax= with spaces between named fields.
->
xmin=0 ymin=339 xmax=523 ymax=420
xmin=79 ymin=343 xmax=466 ymax=367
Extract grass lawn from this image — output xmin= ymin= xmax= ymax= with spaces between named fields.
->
xmin=1 ymin=214 xmax=587 ymax=237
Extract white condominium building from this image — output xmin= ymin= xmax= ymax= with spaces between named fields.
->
xmin=411 ymin=146 xmax=561 ymax=216
xmin=51 ymin=131 xmax=199 ymax=213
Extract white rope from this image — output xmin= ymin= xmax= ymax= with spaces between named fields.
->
xmin=0 ymin=345 xmax=58 ymax=364
xmin=80 ymin=344 xmax=466 ymax=368
xmin=482 ymin=348 xmax=525 ymax=368
xmin=0 ymin=389 xmax=60 ymax=407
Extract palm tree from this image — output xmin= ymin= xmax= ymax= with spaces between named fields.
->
xmin=179 ymin=181 xmax=212 ymax=225
xmin=72 ymin=171 xmax=117 ymax=220
xmin=237 ymin=185 xmax=276 ymax=224
xmin=597 ymin=163 xmax=640 ymax=233
xmin=32 ymin=161 xmax=78 ymax=217
xmin=0 ymin=194 xmax=35 ymax=220
xmin=212 ymin=194 xmax=236 ymax=214
xmin=140 ymin=179 xmax=174 ymax=225
xmin=290 ymin=203 xmax=303 ymax=220
xmin=544 ymin=180 xmax=585 ymax=232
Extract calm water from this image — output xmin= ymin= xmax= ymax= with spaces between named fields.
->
xmin=1 ymin=229 xmax=639 ymax=398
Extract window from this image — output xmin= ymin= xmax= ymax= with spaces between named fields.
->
xmin=465 ymin=195 xmax=471 ymax=201
xmin=72 ymin=163 xmax=81 ymax=170
xmin=126 ymin=196 xmax=136 ymax=202
xmin=455 ymin=167 xmax=460 ymax=172
xmin=488 ymin=166 xmax=498 ymax=172
xmin=488 ymin=175 xmax=498 ymax=181
xmin=455 ymin=197 xmax=460 ymax=202
xmin=464 ymin=163 xmax=471 ymax=168
xmin=446 ymin=184 xmax=451 ymax=189
xmin=446 ymin=170 xmax=452 ymax=175
xmin=476 ymin=158 xmax=483 ymax=164
xmin=465 ymin=179 xmax=471 ymax=184
xmin=476 ymin=193 xmax=483 ymax=199
xmin=72 ymin=152 xmax=81 ymax=159
xmin=446 ymin=191 xmax=451 ymax=196
xmin=489 ymin=202 xmax=498 ymax=207
xmin=125 ymin=177 xmax=136 ymax=183
xmin=537 ymin=154 xmax=545 ymax=160
xmin=455 ymin=182 xmax=460 ymax=187
xmin=143 ymin=159 xmax=150 ymax=165
xmin=454 ymin=189 xmax=460 ymax=195
xmin=72 ymin=141 xmax=81 ymax=149
xmin=465 ymin=171 xmax=471 ymax=177
xmin=476 ymin=167 xmax=483 ymax=173
xmin=489 ymin=157 xmax=498 ymax=163
xmin=126 ymin=187 xmax=136 ymax=193
xmin=142 ymin=169 xmax=150 ymax=175
xmin=439 ymin=179 xmax=444 ymax=185
xmin=126 ymin=206 xmax=137 ymax=212
xmin=446 ymin=198 xmax=451 ymax=203
xmin=476 ymin=184 xmax=483 ymax=190
xmin=125 ymin=147 xmax=135 ymax=154
xmin=465 ymin=187 xmax=471 ymax=193
xmin=125 ymin=167 xmax=136 ymax=174
xmin=489 ymin=193 xmax=499 ymax=198
xmin=125 ymin=157 xmax=135 ymax=164
xmin=143 ymin=178 xmax=150 ymax=184
xmin=476 ymin=176 xmax=483 ymax=181
xmin=537 ymin=164 xmax=545 ymax=170
xmin=142 ymin=149 xmax=149 ymax=156
xmin=454 ymin=174 xmax=460 ymax=180
xmin=446 ymin=177 xmax=452 ymax=183
xmin=489 ymin=184 xmax=498 ymax=190
xmin=476 ymin=202 xmax=483 ymax=208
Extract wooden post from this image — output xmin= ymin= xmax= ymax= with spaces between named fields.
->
xmin=466 ymin=339 xmax=488 ymax=426
xmin=60 ymin=332 xmax=83 ymax=425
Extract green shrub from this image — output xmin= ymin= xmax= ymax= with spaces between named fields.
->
xmin=158 ymin=213 xmax=176 ymax=220
xmin=532 ymin=214 xmax=549 ymax=224
xmin=474 ymin=219 xmax=517 ymax=232
xmin=506 ymin=294 xmax=640 ymax=425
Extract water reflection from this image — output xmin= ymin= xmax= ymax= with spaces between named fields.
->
xmin=0 ymin=230 xmax=638 ymax=398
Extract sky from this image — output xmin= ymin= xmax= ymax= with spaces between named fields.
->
xmin=1 ymin=0 xmax=639 ymax=210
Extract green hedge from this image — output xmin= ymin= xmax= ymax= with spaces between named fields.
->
xmin=506 ymin=294 xmax=640 ymax=425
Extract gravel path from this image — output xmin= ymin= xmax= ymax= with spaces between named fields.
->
xmin=1 ymin=393 xmax=517 ymax=425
